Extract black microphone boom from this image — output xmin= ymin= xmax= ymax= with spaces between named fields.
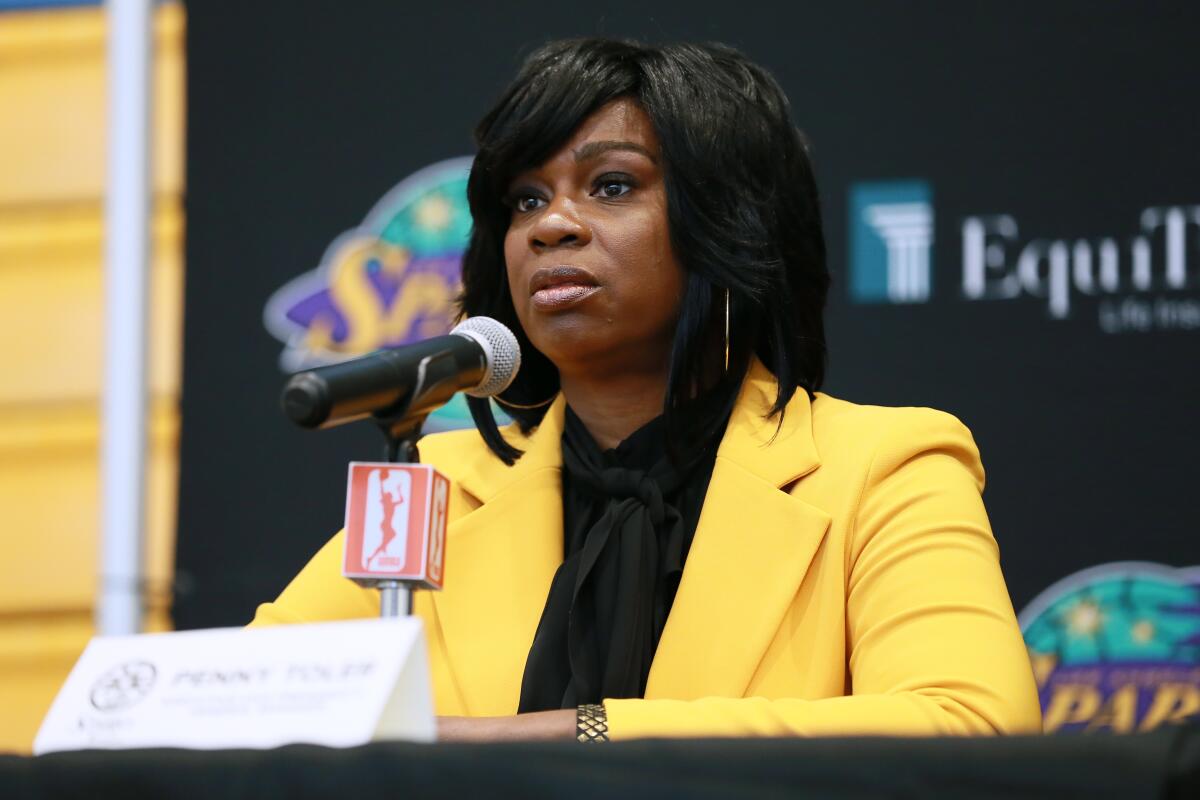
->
xmin=282 ymin=335 xmax=481 ymax=428
xmin=281 ymin=317 xmax=520 ymax=430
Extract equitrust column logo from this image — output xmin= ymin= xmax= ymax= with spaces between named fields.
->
xmin=848 ymin=181 xmax=935 ymax=304
xmin=846 ymin=180 xmax=1200 ymax=332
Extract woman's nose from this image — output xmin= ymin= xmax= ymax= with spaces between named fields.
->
xmin=529 ymin=198 xmax=591 ymax=250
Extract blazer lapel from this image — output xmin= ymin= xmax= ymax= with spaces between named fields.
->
xmin=429 ymin=398 xmax=567 ymax=715
xmin=646 ymin=362 xmax=831 ymax=699
xmin=431 ymin=361 xmax=828 ymax=710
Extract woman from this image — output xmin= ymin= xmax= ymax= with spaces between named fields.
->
xmin=251 ymin=38 xmax=1042 ymax=742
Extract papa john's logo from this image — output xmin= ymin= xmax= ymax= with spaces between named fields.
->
xmin=263 ymin=157 xmax=479 ymax=430
xmin=1019 ymin=562 xmax=1200 ymax=734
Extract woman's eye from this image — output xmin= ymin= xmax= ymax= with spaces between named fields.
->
xmin=593 ymin=176 xmax=634 ymax=199
xmin=514 ymin=195 xmax=544 ymax=213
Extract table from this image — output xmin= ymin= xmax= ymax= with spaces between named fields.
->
xmin=3 ymin=724 xmax=1198 ymax=799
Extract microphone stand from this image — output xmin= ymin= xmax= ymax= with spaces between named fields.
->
xmin=373 ymin=415 xmax=423 ymax=619
xmin=369 ymin=351 xmax=463 ymax=619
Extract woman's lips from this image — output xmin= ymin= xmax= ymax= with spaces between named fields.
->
xmin=529 ymin=266 xmax=600 ymax=310
xmin=531 ymin=283 xmax=601 ymax=310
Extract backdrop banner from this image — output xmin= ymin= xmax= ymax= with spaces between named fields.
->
xmin=179 ymin=1 xmax=1200 ymax=733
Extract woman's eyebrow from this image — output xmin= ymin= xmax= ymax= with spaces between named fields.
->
xmin=572 ymin=140 xmax=658 ymax=164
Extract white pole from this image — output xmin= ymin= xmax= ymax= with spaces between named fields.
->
xmin=98 ymin=0 xmax=153 ymax=636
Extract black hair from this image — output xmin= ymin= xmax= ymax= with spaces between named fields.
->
xmin=460 ymin=38 xmax=829 ymax=465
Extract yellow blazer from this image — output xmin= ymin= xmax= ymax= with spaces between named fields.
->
xmin=251 ymin=360 xmax=1042 ymax=739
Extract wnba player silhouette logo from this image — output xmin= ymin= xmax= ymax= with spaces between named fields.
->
xmin=342 ymin=461 xmax=448 ymax=588
xmin=362 ymin=468 xmax=411 ymax=571
xmin=427 ymin=477 xmax=447 ymax=582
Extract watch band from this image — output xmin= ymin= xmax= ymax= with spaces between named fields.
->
xmin=576 ymin=703 xmax=610 ymax=742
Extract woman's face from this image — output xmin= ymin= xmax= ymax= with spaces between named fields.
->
xmin=503 ymin=98 xmax=685 ymax=381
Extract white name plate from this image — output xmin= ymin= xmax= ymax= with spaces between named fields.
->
xmin=34 ymin=617 xmax=434 ymax=754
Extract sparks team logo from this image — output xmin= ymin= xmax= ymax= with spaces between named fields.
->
xmin=848 ymin=181 xmax=934 ymax=304
xmin=1019 ymin=562 xmax=1200 ymax=734
xmin=264 ymin=157 xmax=479 ymax=430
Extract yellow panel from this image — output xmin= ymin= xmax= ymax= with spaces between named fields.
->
xmin=0 ymin=401 xmax=179 ymax=610
xmin=0 ymin=603 xmax=173 ymax=754
xmin=0 ymin=612 xmax=92 ymax=751
xmin=0 ymin=1 xmax=186 ymax=755
xmin=0 ymin=400 xmax=178 ymax=752
xmin=0 ymin=201 xmax=184 ymax=404
xmin=0 ymin=2 xmax=184 ymax=205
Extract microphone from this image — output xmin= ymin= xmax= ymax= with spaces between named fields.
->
xmin=281 ymin=316 xmax=521 ymax=430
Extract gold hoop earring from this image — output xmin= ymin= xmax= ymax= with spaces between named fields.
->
xmin=724 ymin=288 xmax=731 ymax=372
xmin=493 ymin=394 xmax=557 ymax=410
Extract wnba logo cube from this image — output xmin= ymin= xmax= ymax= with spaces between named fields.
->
xmin=849 ymin=181 xmax=934 ymax=304
xmin=363 ymin=468 xmax=411 ymax=572
xmin=342 ymin=462 xmax=450 ymax=589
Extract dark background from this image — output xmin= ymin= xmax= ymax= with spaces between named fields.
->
xmin=176 ymin=1 xmax=1200 ymax=629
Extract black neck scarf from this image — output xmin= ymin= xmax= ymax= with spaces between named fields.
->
xmin=518 ymin=407 xmax=717 ymax=712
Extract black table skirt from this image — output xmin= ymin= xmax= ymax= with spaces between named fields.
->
xmin=3 ymin=725 xmax=1198 ymax=800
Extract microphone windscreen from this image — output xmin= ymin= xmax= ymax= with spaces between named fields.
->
xmin=451 ymin=317 xmax=521 ymax=397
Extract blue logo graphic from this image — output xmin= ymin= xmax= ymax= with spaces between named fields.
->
xmin=264 ymin=156 xmax=505 ymax=432
xmin=848 ymin=181 xmax=934 ymax=304
xmin=1019 ymin=561 xmax=1200 ymax=734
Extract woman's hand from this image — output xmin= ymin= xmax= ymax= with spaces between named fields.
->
xmin=437 ymin=709 xmax=576 ymax=743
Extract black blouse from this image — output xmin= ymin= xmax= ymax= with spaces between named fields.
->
xmin=518 ymin=407 xmax=719 ymax=712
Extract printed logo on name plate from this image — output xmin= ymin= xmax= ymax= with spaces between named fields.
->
xmin=263 ymin=157 xmax=500 ymax=432
xmin=1019 ymin=562 xmax=1200 ymax=734
xmin=848 ymin=181 xmax=934 ymax=304
xmin=89 ymin=661 xmax=158 ymax=712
